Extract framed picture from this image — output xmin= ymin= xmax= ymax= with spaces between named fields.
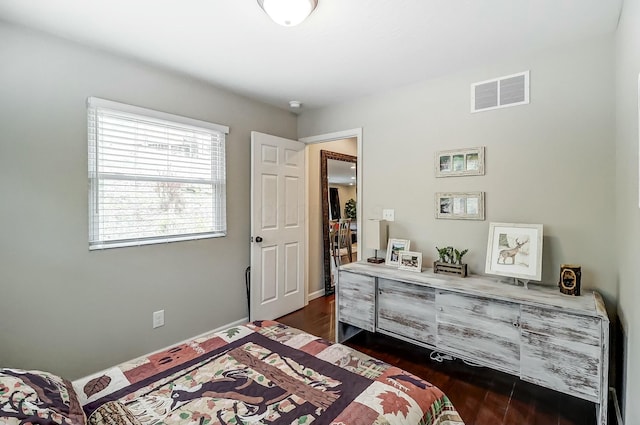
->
xmin=398 ymin=251 xmax=423 ymax=272
xmin=485 ymin=222 xmax=543 ymax=281
xmin=435 ymin=146 xmax=485 ymax=177
xmin=435 ymin=192 xmax=485 ymax=220
xmin=385 ymin=238 xmax=411 ymax=266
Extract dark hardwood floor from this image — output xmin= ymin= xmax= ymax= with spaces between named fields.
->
xmin=277 ymin=294 xmax=602 ymax=425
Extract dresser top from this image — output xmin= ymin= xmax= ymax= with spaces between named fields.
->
xmin=341 ymin=262 xmax=607 ymax=319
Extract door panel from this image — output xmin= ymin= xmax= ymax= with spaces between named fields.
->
xmin=261 ymin=174 xmax=278 ymax=229
xmin=337 ymin=271 xmax=375 ymax=332
xmin=284 ymin=242 xmax=300 ymax=295
xmin=377 ymin=279 xmax=436 ymax=346
xmin=285 ymin=176 xmax=299 ymax=226
xmin=251 ymin=132 xmax=305 ymax=321
xmin=520 ymin=305 xmax=601 ymax=402
xmin=260 ymin=245 xmax=278 ymax=303
xmin=436 ymin=291 xmax=521 ymax=374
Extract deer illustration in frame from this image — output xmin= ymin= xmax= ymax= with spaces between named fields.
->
xmin=485 ymin=222 xmax=543 ymax=282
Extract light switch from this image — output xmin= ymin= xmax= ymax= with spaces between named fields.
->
xmin=382 ymin=209 xmax=395 ymax=222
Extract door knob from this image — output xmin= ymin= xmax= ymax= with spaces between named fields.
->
xmin=255 ymin=236 xmax=263 ymax=243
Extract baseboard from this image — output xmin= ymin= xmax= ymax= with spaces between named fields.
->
xmin=610 ymin=387 xmax=624 ymax=425
xmin=72 ymin=316 xmax=248 ymax=385
xmin=308 ymin=288 xmax=325 ymax=301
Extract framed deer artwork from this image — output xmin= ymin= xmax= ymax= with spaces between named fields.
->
xmin=485 ymin=222 xmax=543 ymax=282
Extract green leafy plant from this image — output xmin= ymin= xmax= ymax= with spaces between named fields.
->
xmin=454 ymin=248 xmax=469 ymax=264
xmin=344 ymin=198 xmax=356 ymax=220
xmin=436 ymin=246 xmax=468 ymax=264
xmin=436 ymin=246 xmax=453 ymax=263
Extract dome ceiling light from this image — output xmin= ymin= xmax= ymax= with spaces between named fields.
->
xmin=257 ymin=0 xmax=318 ymax=27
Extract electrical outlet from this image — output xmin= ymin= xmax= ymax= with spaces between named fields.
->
xmin=382 ymin=209 xmax=395 ymax=222
xmin=153 ymin=310 xmax=165 ymax=329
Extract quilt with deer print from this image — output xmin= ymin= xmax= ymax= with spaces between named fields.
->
xmin=73 ymin=321 xmax=464 ymax=425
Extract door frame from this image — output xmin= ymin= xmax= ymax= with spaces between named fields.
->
xmin=300 ymin=128 xmax=363 ymax=300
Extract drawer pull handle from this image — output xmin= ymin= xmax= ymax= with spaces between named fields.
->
xmin=513 ymin=322 xmax=520 ymax=328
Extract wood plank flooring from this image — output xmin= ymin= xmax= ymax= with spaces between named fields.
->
xmin=277 ymin=294 xmax=602 ymax=425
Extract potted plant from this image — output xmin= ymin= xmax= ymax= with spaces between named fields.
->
xmin=434 ymin=246 xmax=468 ymax=277
xmin=344 ymin=198 xmax=356 ymax=220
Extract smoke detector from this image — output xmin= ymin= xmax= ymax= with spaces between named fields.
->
xmin=289 ymin=100 xmax=302 ymax=109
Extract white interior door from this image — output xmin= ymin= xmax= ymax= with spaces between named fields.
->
xmin=250 ymin=131 xmax=306 ymax=321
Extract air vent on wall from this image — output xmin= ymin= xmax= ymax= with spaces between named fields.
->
xmin=471 ymin=71 xmax=530 ymax=113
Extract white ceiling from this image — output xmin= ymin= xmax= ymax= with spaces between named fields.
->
xmin=0 ymin=0 xmax=622 ymax=111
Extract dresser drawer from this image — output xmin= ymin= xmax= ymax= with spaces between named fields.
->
xmin=377 ymin=278 xmax=436 ymax=346
xmin=520 ymin=305 xmax=601 ymax=402
xmin=436 ymin=291 xmax=521 ymax=374
xmin=338 ymin=271 xmax=375 ymax=331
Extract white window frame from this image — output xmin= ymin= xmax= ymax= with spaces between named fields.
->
xmin=87 ymin=97 xmax=229 ymax=250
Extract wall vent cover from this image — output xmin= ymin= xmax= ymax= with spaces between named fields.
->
xmin=471 ymin=71 xmax=529 ymax=113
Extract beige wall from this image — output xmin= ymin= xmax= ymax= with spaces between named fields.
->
xmin=615 ymin=0 xmax=640 ymax=421
xmin=300 ymin=36 xmax=616 ymax=308
xmin=0 ymin=23 xmax=297 ymax=380
xmin=306 ymin=138 xmax=357 ymax=296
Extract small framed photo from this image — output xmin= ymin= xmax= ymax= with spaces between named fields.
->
xmin=435 ymin=192 xmax=485 ymax=220
xmin=435 ymin=147 xmax=485 ymax=177
xmin=398 ymin=251 xmax=423 ymax=272
xmin=385 ymin=238 xmax=411 ymax=266
xmin=485 ymin=222 xmax=543 ymax=281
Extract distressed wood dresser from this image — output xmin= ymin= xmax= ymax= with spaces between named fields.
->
xmin=337 ymin=262 xmax=609 ymax=425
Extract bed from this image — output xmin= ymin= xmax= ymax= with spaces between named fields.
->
xmin=1 ymin=321 xmax=464 ymax=425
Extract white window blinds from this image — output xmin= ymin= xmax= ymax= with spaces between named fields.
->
xmin=87 ymin=97 xmax=229 ymax=250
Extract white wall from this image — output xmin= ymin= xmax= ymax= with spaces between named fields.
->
xmin=0 ymin=22 xmax=297 ymax=380
xmin=299 ymin=36 xmax=617 ymax=308
xmin=305 ymin=138 xmax=357 ymax=296
xmin=615 ymin=0 xmax=640 ymax=422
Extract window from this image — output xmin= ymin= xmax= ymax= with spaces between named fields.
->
xmin=88 ymin=97 xmax=228 ymax=250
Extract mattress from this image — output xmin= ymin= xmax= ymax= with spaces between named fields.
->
xmin=73 ymin=320 xmax=464 ymax=425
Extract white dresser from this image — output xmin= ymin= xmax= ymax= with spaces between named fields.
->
xmin=337 ymin=262 xmax=609 ymax=425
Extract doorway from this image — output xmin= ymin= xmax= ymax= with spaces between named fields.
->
xmin=321 ymin=150 xmax=357 ymax=293
xmin=301 ymin=129 xmax=362 ymax=298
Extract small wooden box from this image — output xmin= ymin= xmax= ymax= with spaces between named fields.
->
xmin=433 ymin=261 xmax=467 ymax=277
xmin=559 ymin=264 xmax=581 ymax=296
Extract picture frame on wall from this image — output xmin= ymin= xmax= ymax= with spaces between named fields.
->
xmin=435 ymin=192 xmax=485 ymax=220
xmin=385 ymin=238 xmax=411 ymax=266
xmin=398 ymin=251 xmax=423 ymax=272
xmin=485 ymin=222 xmax=544 ymax=281
xmin=435 ymin=146 xmax=485 ymax=177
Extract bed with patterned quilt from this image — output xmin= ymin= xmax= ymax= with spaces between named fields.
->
xmin=1 ymin=320 xmax=464 ymax=425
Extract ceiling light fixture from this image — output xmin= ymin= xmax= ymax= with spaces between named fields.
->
xmin=257 ymin=0 xmax=318 ymax=27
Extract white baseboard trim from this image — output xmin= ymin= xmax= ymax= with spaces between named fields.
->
xmin=610 ymin=387 xmax=624 ymax=425
xmin=308 ymin=289 xmax=325 ymax=301
xmin=73 ymin=316 xmax=248 ymax=385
